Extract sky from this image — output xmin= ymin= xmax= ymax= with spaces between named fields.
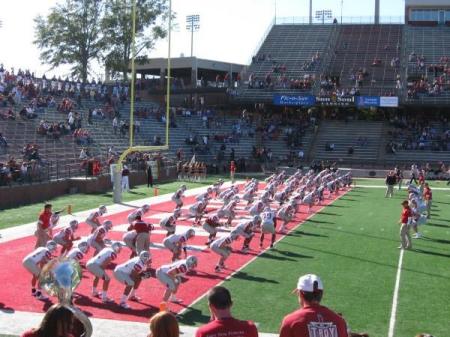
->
xmin=0 ymin=0 xmax=405 ymax=80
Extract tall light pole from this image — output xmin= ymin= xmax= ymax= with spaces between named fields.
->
xmin=341 ymin=0 xmax=344 ymax=24
xmin=309 ymin=0 xmax=313 ymax=24
xmin=375 ymin=0 xmax=380 ymax=24
xmin=186 ymin=14 xmax=200 ymax=57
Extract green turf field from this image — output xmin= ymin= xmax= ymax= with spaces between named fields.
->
xmin=2 ymin=179 xmax=449 ymax=337
xmin=0 ymin=175 xmax=227 ymax=230
xmin=180 ymin=185 xmax=450 ymax=337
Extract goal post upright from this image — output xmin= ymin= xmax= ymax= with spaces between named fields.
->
xmin=113 ymin=0 xmax=172 ymax=203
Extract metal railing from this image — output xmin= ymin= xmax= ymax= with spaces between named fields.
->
xmin=276 ymin=16 xmax=405 ymax=25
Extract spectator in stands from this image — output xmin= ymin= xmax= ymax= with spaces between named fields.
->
xmin=149 ymin=311 xmax=179 ymax=337
xmin=195 ymin=286 xmax=258 ymax=337
xmin=0 ymin=133 xmax=8 ymax=149
xmin=279 ymin=274 xmax=348 ymax=337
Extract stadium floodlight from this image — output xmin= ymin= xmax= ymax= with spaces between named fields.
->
xmin=315 ymin=9 xmax=333 ymax=24
xmin=186 ymin=14 xmax=200 ymax=57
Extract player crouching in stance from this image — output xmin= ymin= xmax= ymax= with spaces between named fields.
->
xmin=260 ymin=207 xmax=277 ymax=249
xmin=86 ymin=241 xmax=122 ymax=303
xmin=232 ymin=215 xmax=261 ymax=253
xmin=22 ymin=240 xmax=57 ymax=300
xmin=88 ymin=220 xmax=113 ymax=255
xmin=53 ymin=220 xmax=80 ymax=255
xmin=159 ymin=209 xmax=181 ymax=236
xmin=217 ymin=196 xmax=239 ymax=228
xmin=156 ymin=255 xmax=198 ymax=305
xmin=114 ymin=251 xmax=152 ymax=309
xmin=277 ymin=204 xmax=294 ymax=234
xmin=202 ymin=214 xmax=223 ymax=246
xmin=210 ymin=233 xmax=238 ymax=272
xmin=172 ymin=185 xmax=187 ymax=210
xmin=189 ymin=199 xmax=208 ymax=226
xmin=163 ymin=229 xmax=196 ymax=261
xmin=127 ymin=204 xmax=150 ymax=225
xmin=85 ymin=205 xmax=107 ymax=233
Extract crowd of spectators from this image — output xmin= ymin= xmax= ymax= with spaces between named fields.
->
xmin=386 ymin=115 xmax=450 ymax=153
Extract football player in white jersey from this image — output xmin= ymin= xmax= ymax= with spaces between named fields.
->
xmin=189 ymin=199 xmax=208 ymax=226
xmin=22 ymin=240 xmax=57 ymax=300
xmin=210 ymin=233 xmax=238 ymax=272
xmin=159 ymin=209 xmax=181 ymax=236
xmin=217 ymin=197 xmax=239 ymax=227
xmin=53 ymin=220 xmax=80 ymax=255
xmin=114 ymin=251 xmax=151 ymax=309
xmin=232 ymin=215 xmax=261 ymax=253
xmin=163 ymin=229 xmax=195 ymax=261
xmin=86 ymin=242 xmax=121 ymax=303
xmin=277 ymin=204 xmax=294 ymax=233
xmin=66 ymin=241 xmax=90 ymax=262
xmin=156 ymin=255 xmax=198 ymax=305
xmin=127 ymin=204 xmax=150 ymax=225
xmin=88 ymin=220 xmax=113 ymax=255
xmin=86 ymin=205 xmax=107 ymax=232
xmin=171 ymin=185 xmax=187 ymax=209
xmin=260 ymin=207 xmax=277 ymax=249
xmin=212 ymin=179 xmax=224 ymax=197
xmin=196 ymin=187 xmax=213 ymax=202
xmin=249 ymin=199 xmax=265 ymax=216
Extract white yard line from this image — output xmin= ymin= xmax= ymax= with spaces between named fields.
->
xmin=356 ymin=185 xmax=450 ymax=191
xmin=179 ymin=189 xmax=351 ymax=315
xmin=388 ymin=248 xmax=405 ymax=337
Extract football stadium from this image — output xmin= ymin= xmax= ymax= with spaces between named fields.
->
xmin=0 ymin=1 xmax=449 ymax=337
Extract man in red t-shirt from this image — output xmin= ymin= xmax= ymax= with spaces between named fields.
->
xmin=423 ymin=183 xmax=433 ymax=219
xmin=279 ymin=274 xmax=348 ymax=337
xmin=196 ymin=286 xmax=258 ymax=337
xmin=398 ymin=200 xmax=412 ymax=249
xmin=35 ymin=204 xmax=53 ymax=248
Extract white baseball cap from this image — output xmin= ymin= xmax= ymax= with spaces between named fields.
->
xmin=296 ymin=274 xmax=323 ymax=292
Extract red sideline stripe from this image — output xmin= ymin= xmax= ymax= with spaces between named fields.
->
xmin=0 ymin=186 xmax=347 ymax=322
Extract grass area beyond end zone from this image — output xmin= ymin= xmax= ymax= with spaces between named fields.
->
xmin=179 ymin=186 xmax=450 ymax=336
xmin=0 ymin=175 xmax=227 ymax=230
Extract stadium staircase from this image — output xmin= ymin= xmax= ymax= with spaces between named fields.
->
xmin=403 ymin=26 xmax=450 ymax=105
xmin=325 ymin=24 xmax=403 ymax=96
xmin=310 ymin=120 xmax=384 ymax=165
xmin=235 ymin=24 xmax=337 ymax=103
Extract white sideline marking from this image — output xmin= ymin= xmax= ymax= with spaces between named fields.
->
xmin=357 ymin=185 xmax=450 ymax=191
xmin=388 ymin=248 xmax=404 ymax=337
xmin=178 ymin=188 xmax=351 ymax=316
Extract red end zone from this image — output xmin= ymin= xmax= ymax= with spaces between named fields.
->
xmin=0 ymin=186 xmax=347 ymax=322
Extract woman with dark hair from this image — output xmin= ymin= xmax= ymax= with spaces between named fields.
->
xmin=21 ymin=304 xmax=75 ymax=337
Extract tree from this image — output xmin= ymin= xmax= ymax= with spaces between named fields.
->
xmin=102 ymin=0 xmax=170 ymax=80
xmin=34 ymin=0 xmax=105 ymax=82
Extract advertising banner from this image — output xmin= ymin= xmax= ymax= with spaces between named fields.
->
xmin=273 ymin=94 xmax=316 ymax=106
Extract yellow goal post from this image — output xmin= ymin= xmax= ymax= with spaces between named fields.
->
xmin=113 ymin=0 xmax=172 ymax=202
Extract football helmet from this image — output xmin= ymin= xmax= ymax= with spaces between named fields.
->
xmin=111 ymin=241 xmax=122 ymax=253
xmin=46 ymin=240 xmax=57 ymax=253
xmin=69 ymin=220 xmax=79 ymax=231
xmin=103 ymin=220 xmax=113 ymax=231
xmin=139 ymin=251 xmax=151 ymax=264
xmin=78 ymin=241 xmax=89 ymax=254
xmin=99 ymin=205 xmax=107 ymax=215
xmin=186 ymin=255 xmax=198 ymax=269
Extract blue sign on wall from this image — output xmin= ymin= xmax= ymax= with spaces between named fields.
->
xmin=356 ymin=96 xmax=380 ymax=107
xmin=273 ymin=94 xmax=316 ymax=106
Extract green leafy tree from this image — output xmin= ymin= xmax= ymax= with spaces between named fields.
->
xmin=34 ymin=0 xmax=105 ymax=82
xmin=102 ymin=0 xmax=170 ymax=80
